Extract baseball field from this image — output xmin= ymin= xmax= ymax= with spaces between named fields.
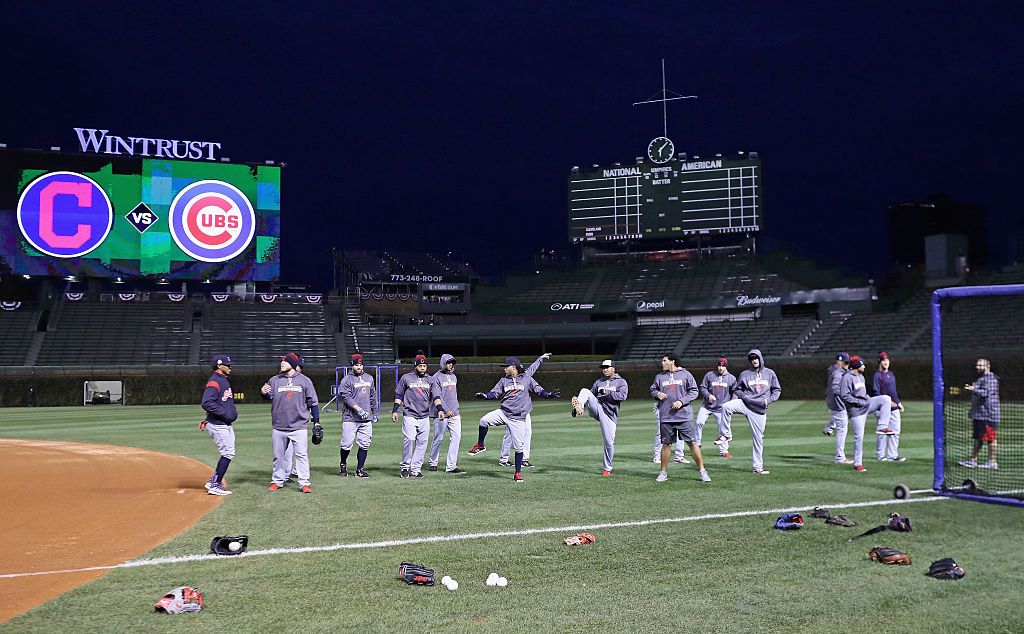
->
xmin=1 ymin=399 xmax=1022 ymax=632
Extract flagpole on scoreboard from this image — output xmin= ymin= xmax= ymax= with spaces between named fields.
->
xmin=631 ymin=58 xmax=698 ymax=139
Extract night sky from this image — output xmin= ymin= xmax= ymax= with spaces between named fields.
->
xmin=2 ymin=2 xmax=1021 ymax=288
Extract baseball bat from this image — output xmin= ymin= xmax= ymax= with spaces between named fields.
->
xmin=847 ymin=524 xmax=887 ymax=542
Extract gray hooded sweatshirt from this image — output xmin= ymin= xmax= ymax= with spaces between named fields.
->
xmin=431 ymin=353 xmax=460 ymax=415
xmin=733 ymin=349 xmax=781 ymax=415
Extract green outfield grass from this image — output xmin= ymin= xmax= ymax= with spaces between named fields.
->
xmin=1 ymin=400 xmax=1022 ymax=633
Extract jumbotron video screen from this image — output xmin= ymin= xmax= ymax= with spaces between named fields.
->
xmin=0 ymin=149 xmax=281 ymax=281
xmin=568 ymin=156 xmax=762 ymax=243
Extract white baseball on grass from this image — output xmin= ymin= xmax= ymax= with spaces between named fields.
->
xmin=228 ymin=541 xmax=242 ymax=552
xmin=447 ymin=580 xmax=459 ymax=591
xmin=441 ymin=575 xmax=452 ymax=585
xmin=486 ymin=572 xmax=498 ymax=586
xmin=497 ymin=576 xmax=508 ymax=587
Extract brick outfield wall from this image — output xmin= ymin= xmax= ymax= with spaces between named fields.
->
xmin=2 ymin=357 xmax=1015 ymax=408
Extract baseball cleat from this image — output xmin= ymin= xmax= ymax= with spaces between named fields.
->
xmin=673 ymin=456 xmax=690 ymax=464
xmin=400 ymin=468 xmax=410 ymax=478
xmin=835 ymin=458 xmax=854 ymax=464
xmin=878 ymin=457 xmax=890 ymax=462
xmin=699 ymin=469 xmax=711 ymax=482
xmin=428 ymin=464 xmax=438 ymax=472
xmin=656 ymin=472 xmax=668 ymax=482
xmin=207 ymin=484 xmax=232 ymax=496
xmin=467 ymin=444 xmax=486 ymax=456
xmin=891 ymin=456 xmax=907 ymax=462
xmin=602 ymin=470 xmax=612 ymax=476
xmin=958 ymin=459 xmax=977 ymax=468
xmin=204 ymin=476 xmax=217 ymax=491
xmin=822 ymin=429 xmax=834 ymax=436
xmin=339 ymin=464 xmax=348 ymax=476
xmin=498 ymin=459 xmax=512 ymax=467
xmin=410 ymin=472 xmax=424 ymax=478
xmin=445 ymin=467 xmax=465 ymax=474
xmin=571 ymin=396 xmax=584 ymax=417
xmin=853 ymin=465 xmax=866 ymax=472
xmin=753 ymin=469 xmax=770 ymax=475
xmin=521 ymin=460 xmax=533 ymax=468
xmin=513 ymin=471 xmax=524 ymax=482
xmin=979 ymin=461 xmax=998 ymax=470
xmin=267 ymin=483 xmax=283 ymax=491
xmin=721 ymin=452 xmax=733 ymax=458
xmin=876 ymin=428 xmax=895 ymax=435
xmin=355 ymin=469 xmax=370 ymax=478
xmin=300 ymin=485 xmax=313 ymax=493
xmin=713 ymin=435 xmax=729 ymax=446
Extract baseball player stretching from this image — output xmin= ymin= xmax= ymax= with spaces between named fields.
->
xmin=571 ymin=359 xmax=628 ymax=476
xmin=200 ymin=353 xmax=236 ymax=496
xmin=699 ymin=357 xmax=736 ymax=458
xmin=338 ymin=353 xmax=378 ymax=478
xmin=651 ymin=354 xmax=710 ymax=483
xmin=263 ymin=352 xmax=320 ymax=493
xmin=720 ymin=349 xmax=781 ymax=475
xmin=468 ymin=356 xmax=560 ymax=483
xmin=498 ymin=353 xmax=548 ymax=468
xmin=651 ymin=406 xmax=689 ymax=464
xmin=838 ymin=355 xmax=891 ymax=472
xmin=872 ymin=351 xmax=905 ymax=462
xmin=393 ymin=353 xmax=434 ymax=478
xmin=428 ymin=353 xmax=465 ymax=474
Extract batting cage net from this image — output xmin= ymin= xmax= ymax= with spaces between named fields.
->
xmin=933 ymin=284 xmax=1024 ymax=506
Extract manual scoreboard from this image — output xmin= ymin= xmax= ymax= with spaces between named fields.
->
xmin=568 ymin=155 xmax=762 ymax=243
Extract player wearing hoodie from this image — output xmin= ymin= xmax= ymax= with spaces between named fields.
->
xmin=428 ymin=353 xmax=465 ymax=474
xmin=720 ymin=349 xmax=781 ymax=475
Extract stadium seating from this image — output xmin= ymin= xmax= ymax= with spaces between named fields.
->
xmin=815 ymin=290 xmax=932 ymax=355
xmin=36 ymin=300 xmax=192 ymax=366
xmin=680 ymin=317 xmax=814 ymax=359
xmin=200 ymin=302 xmax=339 ymax=366
xmin=0 ymin=303 xmax=38 ymax=365
xmin=620 ymin=323 xmax=691 ymax=360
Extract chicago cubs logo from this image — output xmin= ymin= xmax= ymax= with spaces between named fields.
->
xmin=17 ymin=171 xmax=113 ymax=258
xmin=168 ymin=180 xmax=255 ymax=262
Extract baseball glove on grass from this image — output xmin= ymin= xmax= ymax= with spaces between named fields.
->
xmin=155 ymin=586 xmax=204 ymax=614
xmin=926 ymin=558 xmax=965 ymax=580
xmin=563 ymin=532 xmax=596 ymax=546
xmin=774 ymin=513 xmax=804 ymax=530
xmin=869 ymin=546 xmax=912 ymax=565
xmin=825 ymin=515 xmax=857 ymax=527
xmin=311 ymin=422 xmax=324 ymax=445
xmin=810 ymin=507 xmax=831 ymax=519
xmin=210 ymin=535 xmax=248 ymax=556
xmin=887 ymin=513 xmax=912 ymax=532
xmin=398 ymin=562 xmax=435 ymax=586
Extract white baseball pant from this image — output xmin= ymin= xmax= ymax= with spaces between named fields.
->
xmin=272 ymin=428 xmax=309 ymax=486
xmin=500 ymin=413 xmax=533 ymax=461
xmin=829 ymin=408 xmax=850 ymax=462
xmin=429 ymin=415 xmax=462 ymax=471
xmin=721 ymin=399 xmax=767 ymax=472
xmin=576 ymin=388 xmax=617 ymax=472
xmin=401 ymin=415 xmax=430 ymax=474
xmin=876 ymin=408 xmax=902 ymax=459
xmin=481 ymin=409 xmax=527 ymax=454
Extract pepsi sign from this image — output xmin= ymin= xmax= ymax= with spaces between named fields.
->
xmin=168 ymin=180 xmax=255 ymax=263
xmin=17 ymin=171 xmax=113 ymax=258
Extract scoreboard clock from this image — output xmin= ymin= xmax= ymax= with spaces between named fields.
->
xmin=646 ymin=136 xmax=675 ymax=164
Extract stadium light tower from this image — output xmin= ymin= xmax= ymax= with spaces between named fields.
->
xmin=632 ymin=58 xmax=697 ymax=138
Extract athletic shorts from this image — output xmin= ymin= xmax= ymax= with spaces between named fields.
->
xmin=972 ymin=419 xmax=997 ymax=442
xmin=661 ymin=420 xmax=698 ymax=445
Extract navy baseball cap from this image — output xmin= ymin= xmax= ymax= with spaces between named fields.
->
xmin=281 ymin=352 xmax=304 ymax=368
xmin=600 ymin=359 xmax=615 ymax=368
xmin=503 ymin=356 xmax=523 ymax=370
xmin=212 ymin=354 xmax=232 ymax=368
xmin=837 ymin=352 xmax=851 ymax=363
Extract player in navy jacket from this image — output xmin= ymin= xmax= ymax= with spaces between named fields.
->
xmin=200 ymin=353 xmax=237 ymax=496
xmin=871 ymin=352 xmax=905 ymax=461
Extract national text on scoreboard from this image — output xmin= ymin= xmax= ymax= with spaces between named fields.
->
xmin=0 ymin=149 xmax=280 ymax=282
xmin=567 ymin=155 xmax=763 ymax=243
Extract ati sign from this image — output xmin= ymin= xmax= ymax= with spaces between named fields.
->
xmin=74 ymin=128 xmax=222 ymax=161
xmin=550 ymin=302 xmax=596 ymax=311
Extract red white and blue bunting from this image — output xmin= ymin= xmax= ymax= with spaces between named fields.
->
xmin=0 ymin=301 xmax=21 ymax=311
xmin=118 ymin=293 xmax=137 ymax=302
xmin=65 ymin=292 xmax=84 ymax=302
xmin=259 ymin=294 xmax=278 ymax=303
xmin=167 ymin=293 xmax=186 ymax=302
xmin=306 ymin=294 xmax=322 ymax=304
xmin=211 ymin=294 xmax=230 ymax=303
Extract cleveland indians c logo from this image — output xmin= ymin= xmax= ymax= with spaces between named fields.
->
xmin=169 ymin=180 xmax=255 ymax=263
xmin=17 ymin=171 xmax=113 ymax=258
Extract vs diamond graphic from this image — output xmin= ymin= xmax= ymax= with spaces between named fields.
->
xmin=125 ymin=202 xmax=159 ymax=234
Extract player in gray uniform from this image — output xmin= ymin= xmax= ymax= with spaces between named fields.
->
xmin=721 ymin=349 xmax=781 ymax=475
xmin=428 ymin=353 xmax=464 ymax=473
xmin=699 ymin=357 xmax=736 ymax=458
xmin=652 ymin=407 xmax=689 ymax=463
xmin=393 ymin=353 xmax=434 ymax=478
xmin=571 ymin=359 xmax=628 ymax=476
xmin=498 ymin=353 xmax=549 ymax=467
xmin=262 ymin=352 xmax=320 ymax=493
xmin=822 ymin=352 xmax=850 ymax=436
xmin=468 ymin=356 xmax=560 ymax=482
xmin=338 ymin=353 xmax=377 ymax=478
xmin=651 ymin=353 xmax=709 ymax=482
xmin=200 ymin=353 xmax=236 ymax=496
xmin=838 ymin=355 xmax=891 ymax=472
xmin=828 ymin=354 xmax=854 ymax=464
